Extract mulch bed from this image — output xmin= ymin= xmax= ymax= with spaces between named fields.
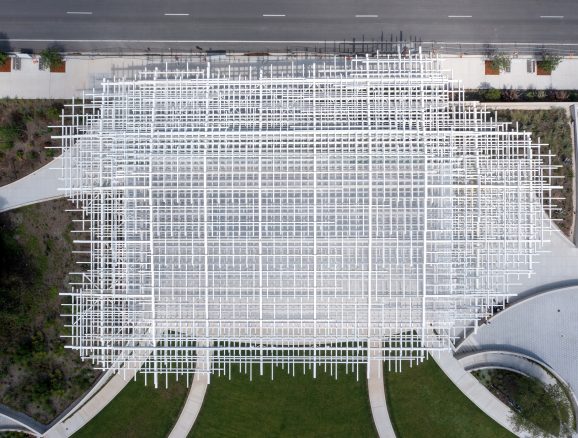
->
xmin=50 ymin=61 xmax=66 ymax=73
xmin=536 ymin=61 xmax=551 ymax=76
xmin=0 ymin=58 xmax=11 ymax=73
xmin=484 ymin=60 xmax=499 ymax=75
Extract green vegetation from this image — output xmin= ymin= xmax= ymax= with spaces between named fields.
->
xmin=0 ymin=99 xmax=64 ymax=185
xmin=465 ymin=88 xmax=578 ymax=102
xmin=497 ymin=109 xmax=573 ymax=236
xmin=482 ymin=88 xmax=502 ymax=101
xmin=539 ymin=53 xmax=563 ymax=74
xmin=73 ymin=373 xmax=189 ymax=438
xmin=39 ymin=48 xmax=64 ymax=70
xmin=0 ymin=200 xmax=98 ymax=423
xmin=384 ymin=358 xmax=513 ymax=438
xmin=191 ymin=364 xmax=376 ymax=437
xmin=474 ymin=369 xmax=574 ymax=437
xmin=0 ymin=51 xmax=8 ymax=66
xmin=490 ymin=53 xmax=512 ymax=73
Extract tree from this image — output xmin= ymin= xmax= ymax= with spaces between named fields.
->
xmin=539 ymin=53 xmax=562 ymax=74
xmin=490 ymin=53 xmax=511 ymax=73
xmin=510 ymin=382 xmax=572 ymax=437
xmin=39 ymin=47 xmax=64 ymax=70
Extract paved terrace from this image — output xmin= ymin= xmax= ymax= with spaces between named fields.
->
xmin=2 ymin=54 xmax=578 ymax=99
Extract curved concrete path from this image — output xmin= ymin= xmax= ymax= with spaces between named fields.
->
xmin=431 ymin=351 xmax=521 ymax=436
xmin=459 ymin=350 xmax=577 ymax=434
xmin=0 ymin=155 xmax=64 ymax=214
xmin=0 ymin=404 xmax=45 ymax=435
xmin=167 ymin=347 xmax=212 ymax=438
xmin=368 ymin=344 xmax=396 ymax=438
xmin=459 ymin=351 xmax=560 ymax=388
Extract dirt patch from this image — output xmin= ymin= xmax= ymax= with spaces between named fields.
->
xmin=536 ymin=61 xmax=551 ymax=76
xmin=0 ymin=99 xmax=65 ymax=186
xmin=50 ymin=62 xmax=66 ymax=74
xmin=0 ymin=199 xmax=100 ymax=424
xmin=485 ymin=60 xmax=499 ymax=75
xmin=0 ymin=58 xmax=11 ymax=73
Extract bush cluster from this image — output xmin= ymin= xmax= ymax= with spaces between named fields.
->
xmin=466 ymin=88 xmax=578 ymax=102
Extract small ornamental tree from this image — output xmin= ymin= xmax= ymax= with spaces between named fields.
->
xmin=0 ymin=51 xmax=8 ymax=66
xmin=490 ymin=53 xmax=511 ymax=73
xmin=39 ymin=47 xmax=64 ymax=70
xmin=539 ymin=53 xmax=562 ymax=74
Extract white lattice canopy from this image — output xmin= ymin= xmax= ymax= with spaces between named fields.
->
xmin=59 ymin=51 xmax=556 ymax=385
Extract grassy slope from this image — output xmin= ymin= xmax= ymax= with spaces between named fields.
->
xmin=190 ymin=364 xmax=376 ymax=438
xmin=385 ymin=358 xmax=514 ymax=438
xmin=73 ymin=374 xmax=188 ymax=438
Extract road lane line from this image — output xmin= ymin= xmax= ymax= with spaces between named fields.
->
xmin=66 ymin=11 xmax=93 ymax=15
xmin=448 ymin=15 xmax=472 ymax=18
xmin=262 ymin=14 xmax=286 ymax=17
xmin=540 ymin=15 xmax=564 ymax=19
xmin=355 ymin=15 xmax=379 ymax=18
xmin=164 ymin=13 xmax=190 ymax=16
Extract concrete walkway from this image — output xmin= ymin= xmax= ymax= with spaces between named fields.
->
xmin=167 ymin=347 xmax=211 ymax=438
xmin=367 ymin=342 xmax=396 ymax=438
xmin=0 ymin=404 xmax=45 ymax=435
xmin=458 ymin=351 xmax=559 ymax=388
xmin=443 ymin=54 xmax=578 ymax=90
xmin=458 ymin=286 xmax=578 ymax=427
xmin=2 ymin=53 xmax=578 ymax=99
xmin=0 ymin=155 xmax=63 ymax=213
xmin=44 ymin=356 xmax=149 ymax=438
xmin=431 ymin=351 xmax=523 ymax=437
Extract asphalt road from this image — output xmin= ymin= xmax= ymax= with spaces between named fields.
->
xmin=0 ymin=0 xmax=577 ymax=52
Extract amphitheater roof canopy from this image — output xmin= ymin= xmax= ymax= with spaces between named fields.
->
xmin=60 ymin=51 xmax=557 ymax=385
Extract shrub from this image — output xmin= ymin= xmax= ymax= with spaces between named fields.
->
xmin=490 ymin=53 xmax=511 ymax=73
xmin=483 ymin=88 xmax=501 ymax=101
xmin=0 ymin=126 xmax=19 ymax=150
xmin=0 ymin=51 xmax=8 ymax=66
xmin=502 ymin=88 xmax=520 ymax=101
xmin=525 ymin=90 xmax=536 ymax=101
xmin=39 ymin=48 xmax=64 ymax=70
xmin=554 ymin=90 xmax=569 ymax=101
xmin=539 ymin=53 xmax=562 ymax=74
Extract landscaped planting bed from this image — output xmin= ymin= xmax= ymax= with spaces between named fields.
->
xmin=0 ymin=99 xmax=64 ymax=186
xmin=497 ymin=109 xmax=574 ymax=237
xmin=473 ymin=369 xmax=574 ymax=437
xmin=0 ymin=200 xmax=100 ymax=423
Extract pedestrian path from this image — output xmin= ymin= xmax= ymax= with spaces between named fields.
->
xmin=167 ymin=346 xmax=212 ymax=438
xmin=2 ymin=52 xmax=578 ymax=99
xmin=443 ymin=54 xmax=578 ymax=90
xmin=366 ymin=341 xmax=396 ymax=438
xmin=0 ymin=155 xmax=63 ymax=213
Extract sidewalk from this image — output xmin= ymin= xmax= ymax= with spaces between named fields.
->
xmin=443 ymin=54 xmax=578 ymax=90
xmin=1 ymin=53 xmax=578 ymax=99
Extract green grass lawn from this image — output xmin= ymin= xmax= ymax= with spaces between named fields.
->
xmin=73 ymin=373 xmax=188 ymax=438
xmin=190 ymin=364 xmax=376 ymax=438
xmin=385 ymin=358 xmax=514 ymax=438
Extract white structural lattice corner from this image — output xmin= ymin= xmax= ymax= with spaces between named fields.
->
xmin=58 ymin=50 xmax=559 ymax=386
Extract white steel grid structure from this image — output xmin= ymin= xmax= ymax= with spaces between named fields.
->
xmin=59 ymin=51 xmax=557 ymax=386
